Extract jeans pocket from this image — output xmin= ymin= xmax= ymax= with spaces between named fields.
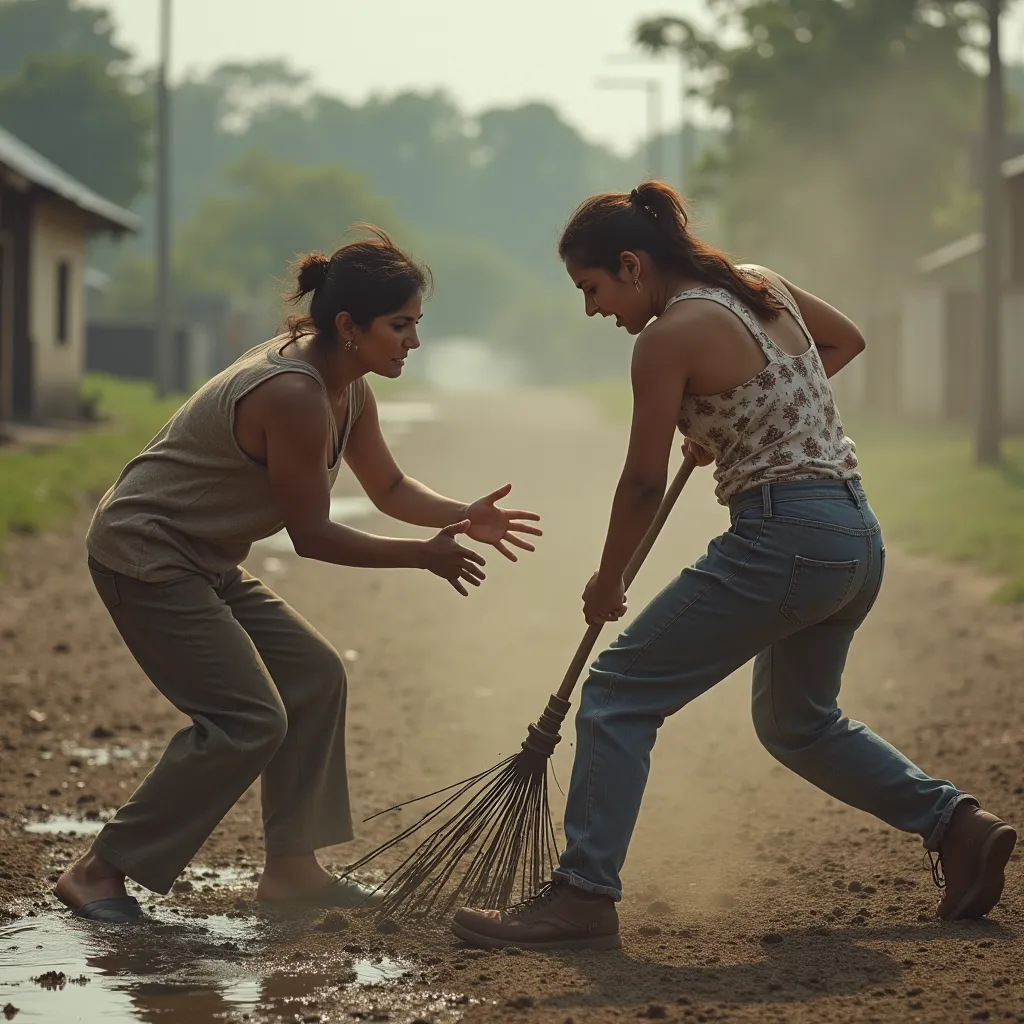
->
xmin=781 ymin=556 xmax=859 ymax=626
xmin=862 ymin=545 xmax=886 ymax=617
xmin=89 ymin=562 xmax=122 ymax=610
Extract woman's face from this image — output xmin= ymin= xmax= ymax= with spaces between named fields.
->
xmin=564 ymin=253 xmax=651 ymax=336
xmin=343 ymin=292 xmax=423 ymax=378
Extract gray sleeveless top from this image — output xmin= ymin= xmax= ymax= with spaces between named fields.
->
xmin=87 ymin=335 xmax=366 ymax=582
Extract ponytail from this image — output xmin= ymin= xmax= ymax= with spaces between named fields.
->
xmin=558 ymin=180 xmax=782 ymax=322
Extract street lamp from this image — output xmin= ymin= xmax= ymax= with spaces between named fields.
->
xmin=595 ymin=76 xmax=663 ymax=178
xmin=155 ymin=0 xmax=174 ymax=397
xmin=607 ymin=47 xmax=689 ymax=190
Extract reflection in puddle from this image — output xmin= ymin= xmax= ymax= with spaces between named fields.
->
xmin=0 ymin=913 xmax=420 ymax=1024
xmin=66 ymin=745 xmax=142 ymax=767
xmin=179 ymin=865 xmax=257 ymax=889
xmin=24 ymin=816 xmax=105 ymax=836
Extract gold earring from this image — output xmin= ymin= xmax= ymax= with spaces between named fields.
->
xmin=634 ymin=277 xmax=642 ymax=293
xmin=344 ymin=340 xmax=355 ymax=353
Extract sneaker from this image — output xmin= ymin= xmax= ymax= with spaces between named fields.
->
xmin=451 ymin=881 xmax=620 ymax=950
xmin=933 ymin=803 xmax=1017 ymax=921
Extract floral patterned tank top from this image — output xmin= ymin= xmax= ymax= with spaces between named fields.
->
xmin=671 ymin=276 xmax=859 ymax=505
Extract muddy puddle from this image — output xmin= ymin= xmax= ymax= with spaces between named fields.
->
xmin=22 ymin=817 xmax=105 ymax=837
xmin=0 ymin=911 xmax=465 ymax=1023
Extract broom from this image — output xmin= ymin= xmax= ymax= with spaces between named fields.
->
xmin=344 ymin=455 xmax=698 ymax=920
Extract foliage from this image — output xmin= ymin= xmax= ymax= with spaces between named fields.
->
xmin=0 ymin=0 xmax=128 ymax=76
xmin=0 ymin=375 xmax=182 ymax=547
xmin=0 ymin=52 xmax=151 ymax=204
xmin=637 ymin=1 xmax=982 ymax=305
xmin=173 ymin=150 xmax=396 ymax=301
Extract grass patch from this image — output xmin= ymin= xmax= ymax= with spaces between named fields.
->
xmin=0 ymin=375 xmax=183 ymax=546
xmin=851 ymin=421 xmax=1024 ymax=603
xmin=579 ymin=377 xmax=1024 ymax=602
xmin=0 ymin=370 xmax=432 ymax=551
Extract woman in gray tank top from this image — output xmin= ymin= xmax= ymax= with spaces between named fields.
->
xmin=452 ymin=181 xmax=1015 ymax=951
xmin=56 ymin=229 xmax=542 ymax=923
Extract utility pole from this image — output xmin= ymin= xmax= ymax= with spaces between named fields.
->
xmin=977 ymin=0 xmax=1005 ymax=465
xmin=677 ymin=51 xmax=690 ymax=193
xmin=154 ymin=0 xmax=174 ymax=397
xmin=595 ymin=76 xmax=664 ymax=179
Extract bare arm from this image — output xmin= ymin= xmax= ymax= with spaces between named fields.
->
xmin=343 ymin=386 xmax=469 ymax=528
xmin=596 ymin=319 xmax=688 ymax=589
xmin=262 ymin=376 xmax=485 ymax=592
xmin=345 ymin=384 xmax=543 ymax=561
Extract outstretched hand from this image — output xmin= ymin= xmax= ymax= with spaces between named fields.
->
xmin=464 ymin=484 xmax=542 ymax=562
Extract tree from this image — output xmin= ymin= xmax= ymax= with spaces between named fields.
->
xmin=172 ymin=150 xmax=396 ymax=303
xmin=0 ymin=0 xmax=128 ymax=77
xmin=0 ymin=52 xmax=151 ymax=204
xmin=638 ymin=1 xmax=982 ymax=306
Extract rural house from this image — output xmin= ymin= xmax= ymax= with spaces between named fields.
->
xmin=838 ymin=153 xmax=1024 ymax=428
xmin=0 ymin=123 xmax=138 ymax=426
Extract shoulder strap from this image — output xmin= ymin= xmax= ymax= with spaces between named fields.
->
xmin=664 ymin=285 xmax=787 ymax=360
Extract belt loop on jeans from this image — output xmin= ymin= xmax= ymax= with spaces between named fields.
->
xmin=761 ymin=482 xmax=772 ymax=518
xmin=845 ymin=478 xmax=861 ymax=507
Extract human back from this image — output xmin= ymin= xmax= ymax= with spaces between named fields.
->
xmin=86 ymin=335 xmax=359 ymax=583
xmin=557 ymin=180 xmax=865 ymax=503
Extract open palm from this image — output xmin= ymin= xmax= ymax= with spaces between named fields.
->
xmin=465 ymin=484 xmax=542 ymax=562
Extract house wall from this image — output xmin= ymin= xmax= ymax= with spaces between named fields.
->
xmin=899 ymin=284 xmax=946 ymax=419
xmin=0 ymin=181 xmax=32 ymax=421
xmin=29 ymin=199 xmax=86 ymax=420
xmin=1002 ymin=289 xmax=1024 ymax=422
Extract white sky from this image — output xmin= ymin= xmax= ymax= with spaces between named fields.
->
xmin=102 ymin=0 xmax=1024 ymax=156
xmin=101 ymin=0 xmax=711 ymax=154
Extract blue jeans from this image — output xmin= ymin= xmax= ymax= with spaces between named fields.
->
xmin=553 ymin=479 xmax=972 ymax=900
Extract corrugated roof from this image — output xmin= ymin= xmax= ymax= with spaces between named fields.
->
xmin=0 ymin=122 xmax=140 ymax=233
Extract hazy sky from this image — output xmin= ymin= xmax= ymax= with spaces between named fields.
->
xmin=102 ymin=1 xmax=1024 ymax=156
xmin=101 ymin=0 xmax=711 ymax=154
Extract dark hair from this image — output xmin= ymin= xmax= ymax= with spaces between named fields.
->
xmin=558 ymin=180 xmax=782 ymax=322
xmin=286 ymin=225 xmax=431 ymax=345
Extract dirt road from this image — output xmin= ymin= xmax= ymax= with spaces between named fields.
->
xmin=1 ymin=389 xmax=1022 ymax=1024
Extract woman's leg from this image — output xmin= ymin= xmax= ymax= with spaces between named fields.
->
xmin=60 ymin=563 xmax=288 ymax=902
xmin=553 ymin=523 xmax=783 ymax=900
xmin=218 ymin=569 xmax=355 ymax=898
xmin=750 ymin=615 xmax=970 ymax=848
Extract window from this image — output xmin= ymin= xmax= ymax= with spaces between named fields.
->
xmin=56 ymin=260 xmax=71 ymax=346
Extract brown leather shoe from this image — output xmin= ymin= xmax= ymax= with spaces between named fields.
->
xmin=451 ymin=882 xmax=620 ymax=950
xmin=934 ymin=803 xmax=1017 ymax=921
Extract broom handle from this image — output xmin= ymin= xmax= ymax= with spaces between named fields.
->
xmin=554 ymin=456 xmax=697 ymax=702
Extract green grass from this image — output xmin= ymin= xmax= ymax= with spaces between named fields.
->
xmin=0 ymin=370 xmax=432 ymax=551
xmin=580 ymin=377 xmax=1024 ymax=602
xmin=851 ymin=421 xmax=1024 ymax=603
xmin=0 ymin=375 xmax=183 ymax=547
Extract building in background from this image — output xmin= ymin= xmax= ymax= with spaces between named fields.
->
xmin=0 ymin=123 xmax=138 ymax=427
xmin=837 ymin=155 xmax=1024 ymax=430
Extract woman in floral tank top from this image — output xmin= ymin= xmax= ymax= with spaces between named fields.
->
xmin=453 ymin=181 xmax=1015 ymax=952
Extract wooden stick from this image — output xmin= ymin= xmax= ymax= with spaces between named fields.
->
xmin=554 ymin=457 xmax=697 ymax=702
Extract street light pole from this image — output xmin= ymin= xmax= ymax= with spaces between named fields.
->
xmin=677 ymin=51 xmax=690 ymax=192
xmin=977 ymin=0 xmax=1004 ymax=465
xmin=154 ymin=0 xmax=174 ymax=397
xmin=595 ymin=76 xmax=664 ymax=178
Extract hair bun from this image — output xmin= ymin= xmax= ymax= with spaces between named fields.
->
xmin=295 ymin=252 xmax=332 ymax=296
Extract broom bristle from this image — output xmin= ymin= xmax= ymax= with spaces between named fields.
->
xmin=343 ymin=694 xmax=570 ymax=920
